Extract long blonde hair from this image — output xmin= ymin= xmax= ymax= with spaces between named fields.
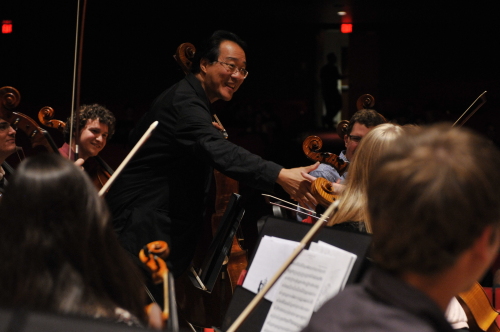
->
xmin=327 ymin=123 xmax=406 ymax=232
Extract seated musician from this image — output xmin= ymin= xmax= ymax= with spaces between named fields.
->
xmin=60 ymin=104 xmax=115 ymax=173
xmin=302 ymin=123 xmax=500 ymax=332
xmin=0 ymin=154 xmax=154 ymax=327
xmin=314 ymin=123 xmax=405 ymax=232
xmin=0 ymin=117 xmax=17 ymax=195
xmin=297 ymin=109 xmax=386 ymax=220
xmin=105 ymin=30 xmax=319 ymax=280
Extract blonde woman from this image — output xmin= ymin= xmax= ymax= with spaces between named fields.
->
xmin=305 ymin=123 xmax=406 ymax=232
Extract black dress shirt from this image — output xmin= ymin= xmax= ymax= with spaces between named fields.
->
xmin=106 ymin=74 xmax=282 ymax=277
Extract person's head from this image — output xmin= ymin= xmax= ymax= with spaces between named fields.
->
xmin=328 ymin=123 xmax=405 ymax=228
xmin=192 ymin=30 xmax=248 ymax=103
xmin=326 ymin=52 xmax=337 ymax=64
xmin=63 ymin=104 xmax=116 ymax=160
xmin=0 ymin=117 xmax=16 ymax=163
xmin=344 ymin=109 xmax=387 ymax=161
xmin=0 ymin=153 xmax=146 ymax=321
xmin=368 ymin=124 xmax=500 ymax=284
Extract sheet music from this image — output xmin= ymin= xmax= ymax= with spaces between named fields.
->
xmin=260 ymin=250 xmax=329 ymax=332
xmin=243 ymin=236 xmax=359 ymax=332
xmin=242 ymin=236 xmax=299 ymax=301
xmin=309 ymin=241 xmax=357 ymax=311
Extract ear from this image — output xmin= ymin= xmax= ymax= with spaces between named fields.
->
xmin=200 ymin=58 xmax=210 ymax=74
xmin=344 ymin=134 xmax=349 ymax=148
xmin=469 ymin=225 xmax=500 ymax=271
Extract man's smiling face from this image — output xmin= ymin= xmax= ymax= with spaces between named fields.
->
xmin=201 ymin=40 xmax=247 ymax=103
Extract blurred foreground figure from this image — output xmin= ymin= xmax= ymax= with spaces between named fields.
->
xmin=0 ymin=154 xmax=148 ymax=327
xmin=302 ymin=123 xmax=500 ymax=332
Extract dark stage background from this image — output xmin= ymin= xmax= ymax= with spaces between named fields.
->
xmin=2 ymin=0 xmax=500 ymax=251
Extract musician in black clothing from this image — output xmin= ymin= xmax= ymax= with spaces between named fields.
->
xmin=105 ymin=30 xmax=319 ymax=278
xmin=0 ymin=117 xmax=17 ymax=195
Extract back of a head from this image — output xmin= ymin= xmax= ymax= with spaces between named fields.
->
xmin=0 ymin=153 xmax=106 ymax=237
xmin=349 ymin=123 xmax=406 ymax=176
xmin=190 ymin=30 xmax=247 ymax=74
xmin=368 ymin=123 xmax=500 ymax=275
xmin=346 ymin=109 xmax=387 ymax=135
xmin=328 ymin=123 xmax=405 ymax=228
xmin=0 ymin=153 xmax=145 ymax=321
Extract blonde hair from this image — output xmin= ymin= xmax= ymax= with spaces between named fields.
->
xmin=327 ymin=123 xmax=406 ymax=232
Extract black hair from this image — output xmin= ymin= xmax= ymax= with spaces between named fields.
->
xmin=190 ymin=30 xmax=247 ymax=74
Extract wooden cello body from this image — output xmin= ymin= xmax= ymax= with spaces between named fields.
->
xmin=458 ymin=281 xmax=500 ymax=332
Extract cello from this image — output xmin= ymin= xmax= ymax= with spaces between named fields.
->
xmin=458 ymin=281 xmax=500 ymax=332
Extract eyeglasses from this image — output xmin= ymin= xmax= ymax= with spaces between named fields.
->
xmin=348 ymin=135 xmax=362 ymax=143
xmin=0 ymin=122 xmax=13 ymax=132
xmin=214 ymin=61 xmax=249 ymax=79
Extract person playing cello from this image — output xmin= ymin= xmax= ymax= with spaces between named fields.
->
xmin=297 ymin=109 xmax=386 ymax=220
xmin=0 ymin=116 xmax=17 ymax=195
xmin=59 ymin=103 xmax=115 ymax=184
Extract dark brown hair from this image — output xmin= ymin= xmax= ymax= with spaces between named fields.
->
xmin=346 ymin=109 xmax=387 ymax=135
xmin=368 ymin=123 xmax=500 ymax=274
xmin=63 ymin=104 xmax=116 ymax=143
xmin=0 ymin=154 xmax=146 ymax=323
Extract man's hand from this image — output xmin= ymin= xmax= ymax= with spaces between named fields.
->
xmin=74 ymin=158 xmax=85 ymax=170
xmin=276 ymin=162 xmax=319 ymax=209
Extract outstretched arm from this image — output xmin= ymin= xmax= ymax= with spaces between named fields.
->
xmin=276 ymin=162 xmax=319 ymax=209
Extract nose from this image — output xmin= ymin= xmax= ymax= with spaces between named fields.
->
xmin=8 ymin=126 xmax=15 ymax=135
xmin=231 ymin=70 xmax=244 ymax=80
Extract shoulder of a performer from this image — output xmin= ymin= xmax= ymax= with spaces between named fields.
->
xmin=58 ymin=143 xmax=70 ymax=159
xmin=339 ymin=150 xmax=348 ymax=162
xmin=309 ymin=163 xmax=341 ymax=182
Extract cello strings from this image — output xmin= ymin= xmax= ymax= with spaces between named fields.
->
xmin=268 ymin=201 xmax=320 ymax=220
xmin=262 ymin=193 xmax=317 ymax=215
xmin=15 ymin=146 xmax=25 ymax=162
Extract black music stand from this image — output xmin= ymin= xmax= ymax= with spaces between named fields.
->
xmin=221 ymin=215 xmax=372 ymax=332
xmin=188 ymin=193 xmax=245 ymax=292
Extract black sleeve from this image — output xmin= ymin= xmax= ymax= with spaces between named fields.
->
xmin=174 ymin=98 xmax=283 ymax=193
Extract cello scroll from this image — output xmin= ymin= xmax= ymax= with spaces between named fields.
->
xmin=174 ymin=43 xmax=196 ymax=75
xmin=38 ymin=106 xmax=66 ymax=132
xmin=0 ymin=86 xmax=59 ymax=153
xmin=310 ymin=177 xmax=340 ymax=208
xmin=302 ymin=135 xmax=348 ymax=176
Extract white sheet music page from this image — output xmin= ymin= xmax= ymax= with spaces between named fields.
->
xmin=242 ymin=236 xmax=299 ymax=302
xmin=308 ymin=241 xmax=357 ymax=311
xmin=260 ymin=250 xmax=329 ymax=332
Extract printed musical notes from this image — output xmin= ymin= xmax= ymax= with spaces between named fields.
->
xmin=243 ymin=236 xmax=357 ymax=332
